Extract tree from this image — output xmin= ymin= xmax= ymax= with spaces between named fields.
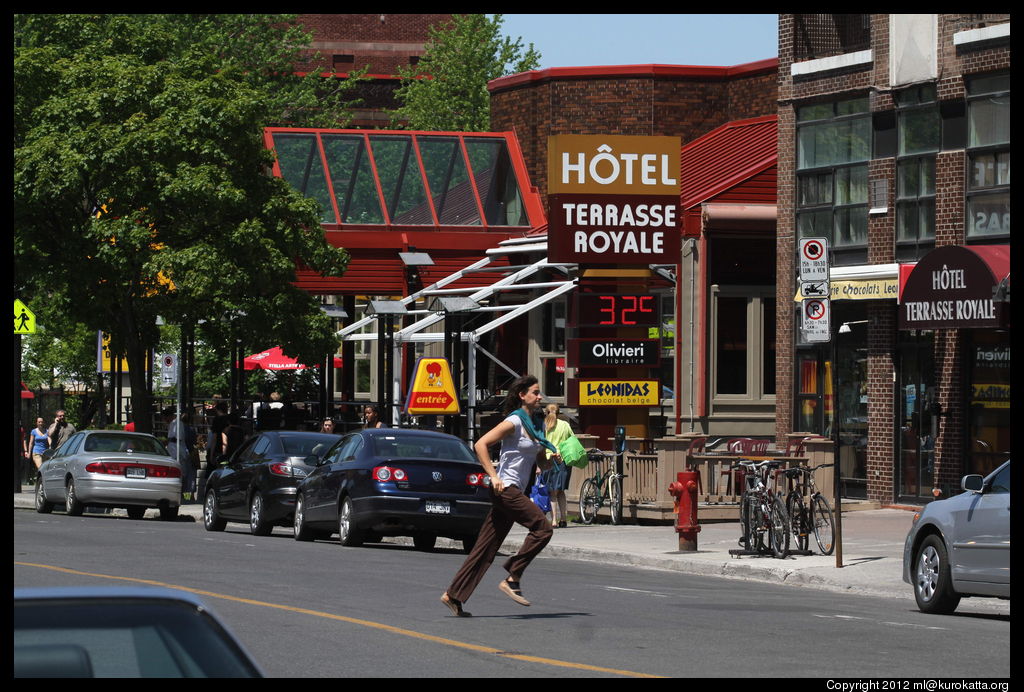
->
xmin=392 ymin=14 xmax=540 ymax=131
xmin=15 ymin=14 xmax=358 ymax=432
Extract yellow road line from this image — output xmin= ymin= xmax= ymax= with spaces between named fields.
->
xmin=15 ymin=561 xmax=663 ymax=678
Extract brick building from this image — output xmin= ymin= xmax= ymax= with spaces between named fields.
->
xmin=776 ymin=15 xmax=1010 ymax=503
xmin=294 ymin=14 xmax=453 ymax=127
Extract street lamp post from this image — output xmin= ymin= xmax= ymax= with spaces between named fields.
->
xmin=428 ymin=296 xmax=479 ymax=437
xmin=366 ymin=300 xmax=408 ymax=427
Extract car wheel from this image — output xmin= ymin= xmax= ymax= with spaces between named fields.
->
xmin=127 ymin=506 xmax=146 ymax=520
xmin=65 ymin=478 xmax=85 ymax=516
xmin=203 ymin=490 xmax=227 ymax=532
xmin=413 ymin=533 xmax=437 ymax=552
xmin=293 ymin=495 xmax=316 ymax=542
xmin=159 ymin=505 xmax=179 ymax=522
xmin=338 ymin=497 xmax=364 ymax=547
xmin=249 ymin=492 xmax=273 ymax=536
xmin=34 ymin=479 xmax=54 ymax=514
xmin=914 ymin=534 xmax=961 ymax=614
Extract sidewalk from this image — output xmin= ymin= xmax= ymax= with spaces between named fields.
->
xmin=13 ymin=491 xmax=1009 ymax=614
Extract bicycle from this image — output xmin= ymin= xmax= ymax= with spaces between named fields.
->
xmin=779 ymin=463 xmax=836 ymax=555
xmin=578 ymin=449 xmax=626 ymax=525
xmin=734 ymin=459 xmax=790 ymax=559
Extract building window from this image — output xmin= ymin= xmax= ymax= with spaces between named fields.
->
xmin=538 ymin=296 xmax=566 ymax=399
xmin=895 ymin=84 xmax=939 ymax=260
xmin=711 ymin=287 xmax=775 ymax=403
xmin=792 ymin=14 xmax=871 ymax=61
xmin=796 ymin=97 xmax=871 ymax=264
xmin=966 ymin=74 xmax=1010 ymax=239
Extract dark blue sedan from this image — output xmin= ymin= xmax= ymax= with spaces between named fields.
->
xmin=293 ymin=428 xmax=492 ymax=551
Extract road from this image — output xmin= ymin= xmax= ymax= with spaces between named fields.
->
xmin=14 ymin=510 xmax=1010 ymax=678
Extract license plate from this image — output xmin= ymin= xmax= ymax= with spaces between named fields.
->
xmin=425 ymin=500 xmax=450 ymax=514
xmin=126 ymin=467 xmax=146 ymax=479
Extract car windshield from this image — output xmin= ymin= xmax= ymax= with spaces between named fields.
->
xmin=83 ymin=434 xmax=167 ymax=456
xmin=371 ymin=434 xmax=475 ymax=462
xmin=280 ymin=434 xmax=340 ymax=456
xmin=14 ymin=598 xmax=260 ymax=677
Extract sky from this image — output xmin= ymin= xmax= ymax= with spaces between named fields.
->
xmin=499 ymin=14 xmax=778 ymax=70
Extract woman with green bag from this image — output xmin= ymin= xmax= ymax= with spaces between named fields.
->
xmin=541 ymin=404 xmax=576 ymax=528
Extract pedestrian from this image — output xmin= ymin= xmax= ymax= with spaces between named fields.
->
xmin=440 ymin=375 xmax=558 ymax=617
xmin=23 ymin=417 xmax=50 ymax=482
xmin=320 ymin=418 xmax=337 ymax=434
xmin=206 ymin=401 xmax=230 ymax=473
xmin=363 ymin=405 xmax=387 ymax=429
xmin=163 ymin=407 xmax=198 ymax=502
xmin=47 ymin=410 xmax=76 ymax=451
xmin=220 ymin=418 xmax=246 ymax=462
xmin=541 ymin=403 xmax=575 ymax=528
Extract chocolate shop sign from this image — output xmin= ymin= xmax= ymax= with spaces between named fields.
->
xmin=899 ymin=245 xmax=1009 ymax=330
xmin=547 ymin=135 xmax=681 ymax=264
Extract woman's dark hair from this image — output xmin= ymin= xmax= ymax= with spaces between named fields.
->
xmin=500 ymin=375 xmax=538 ymax=416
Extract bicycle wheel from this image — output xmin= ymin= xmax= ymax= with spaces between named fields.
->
xmin=579 ymin=478 xmax=600 ymax=525
xmin=738 ymin=492 xmax=752 ymax=547
xmin=767 ymin=495 xmax=790 ymax=559
xmin=608 ymin=475 xmax=622 ymax=525
xmin=811 ymin=494 xmax=836 ymax=555
xmin=786 ymin=492 xmax=808 ymax=552
xmin=744 ymin=494 xmax=765 ymax=552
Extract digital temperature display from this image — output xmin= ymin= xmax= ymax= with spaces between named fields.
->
xmin=575 ymin=294 xmax=660 ymax=328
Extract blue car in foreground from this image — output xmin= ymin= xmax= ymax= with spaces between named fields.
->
xmin=293 ymin=428 xmax=492 ymax=552
xmin=902 ymin=459 xmax=1010 ymax=614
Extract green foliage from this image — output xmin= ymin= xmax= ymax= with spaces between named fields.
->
xmin=14 ymin=14 xmax=357 ymax=429
xmin=392 ymin=14 xmax=540 ymax=132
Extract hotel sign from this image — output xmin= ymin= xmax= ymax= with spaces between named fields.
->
xmin=899 ymin=245 xmax=1010 ymax=330
xmin=547 ymin=135 xmax=681 ymax=264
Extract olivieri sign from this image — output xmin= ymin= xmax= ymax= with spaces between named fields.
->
xmin=547 ymin=135 xmax=681 ymax=264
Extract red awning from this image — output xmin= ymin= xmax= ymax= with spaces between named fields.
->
xmin=242 ymin=347 xmax=342 ymax=371
xmin=898 ymin=245 xmax=1010 ymax=330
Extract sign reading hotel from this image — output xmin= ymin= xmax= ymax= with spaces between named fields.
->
xmin=568 ymin=379 xmax=661 ymax=407
xmin=547 ymin=135 xmax=681 ymax=264
xmin=404 ymin=357 xmax=460 ymax=415
xmin=898 ymin=245 xmax=1009 ymax=330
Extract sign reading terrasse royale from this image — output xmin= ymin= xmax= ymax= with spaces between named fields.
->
xmin=547 ymin=135 xmax=681 ymax=264
xmin=898 ymin=245 xmax=1010 ymax=330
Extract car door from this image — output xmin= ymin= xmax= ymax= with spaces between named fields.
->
xmin=42 ymin=432 xmax=84 ymax=498
xmin=951 ymin=463 xmax=1011 ymax=585
xmin=306 ymin=434 xmax=362 ymax=522
xmin=215 ymin=436 xmax=260 ymax=518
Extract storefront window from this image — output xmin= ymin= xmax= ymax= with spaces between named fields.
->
xmin=711 ymin=288 xmax=775 ymax=403
xmin=897 ymin=330 xmax=935 ymax=501
xmin=967 ymin=331 xmax=1010 ymax=476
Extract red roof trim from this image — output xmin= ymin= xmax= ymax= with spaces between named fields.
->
xmin=488 ymin=58 xmax=778 ymax=91
xmin=679 ymin=115 xmax=778 ymax=209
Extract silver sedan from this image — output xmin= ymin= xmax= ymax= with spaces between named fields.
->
xmin=35 ymin=430 xmax=183 ymax=521
xmin=902 ymin=459 xmax=1010 ymax=613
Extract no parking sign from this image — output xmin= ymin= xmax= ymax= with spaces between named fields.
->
xmin=160 ymin=353 xmax=177 ymax=386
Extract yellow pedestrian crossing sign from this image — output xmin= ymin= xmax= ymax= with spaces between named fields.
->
xmin=14 ymin=299 xmax=36 ymax=334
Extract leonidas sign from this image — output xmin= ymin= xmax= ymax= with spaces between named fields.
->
xmin=898 ymin=244 xmax=1009 ymax=330
xmin=548 ymin=135 xmax=681 ymax=264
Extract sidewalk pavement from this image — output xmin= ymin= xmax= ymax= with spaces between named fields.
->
xmin=13 ymin=491 xmax=1009 ymax=615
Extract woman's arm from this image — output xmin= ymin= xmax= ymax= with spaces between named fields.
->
xmin=473 ymin=419 xmax=515 ymax=493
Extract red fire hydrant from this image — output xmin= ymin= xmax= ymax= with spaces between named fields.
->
xmin=668 ymin=471 xmax=701 ymax=551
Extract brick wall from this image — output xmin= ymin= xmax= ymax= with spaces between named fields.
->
xmin=777 ymin=14 xmax=1010 ymax=503
xmin=295 ymin=14 xmax=450 ymax=75
xmin=490 ymin=65 xmax=777 ymax=198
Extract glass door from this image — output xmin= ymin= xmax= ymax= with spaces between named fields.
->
xmin=897 ymin=331 xmax=935 ymax=501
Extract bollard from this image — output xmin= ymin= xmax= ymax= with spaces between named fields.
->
xmin=667 ymin=470 xmax=701 ymax=551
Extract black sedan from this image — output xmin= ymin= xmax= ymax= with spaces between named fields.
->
xmin=203 ymin=431 xmax=339 ymax=536
xmin=293 ymin=428 xmax=492 ymax=551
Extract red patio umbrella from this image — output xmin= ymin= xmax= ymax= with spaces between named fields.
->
xmin=242 ymin=346 xmax=342 ymax=371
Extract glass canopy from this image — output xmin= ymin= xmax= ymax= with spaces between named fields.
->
xmin=265 ymin=129 xmax=534 ymax=229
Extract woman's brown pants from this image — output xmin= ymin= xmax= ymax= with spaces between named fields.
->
xmin=446 ymin=485 xmax=553 ymax=604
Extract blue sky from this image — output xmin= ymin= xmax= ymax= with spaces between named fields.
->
xmin=499 ymin=14 xmax=778 ymax=69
